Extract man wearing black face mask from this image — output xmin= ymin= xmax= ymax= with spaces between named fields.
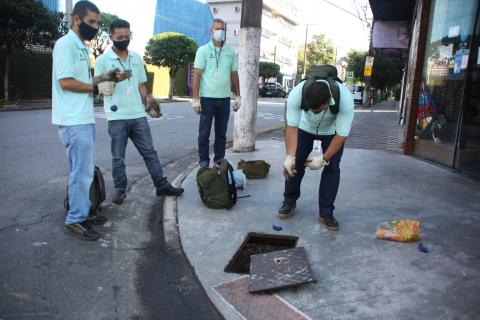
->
xmin=95 ymin=19 xmax=184 ymax=206
xmin=52 ymin=1 xmax=129 ymax=241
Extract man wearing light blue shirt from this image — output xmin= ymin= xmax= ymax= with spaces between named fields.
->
xmin=192 ymin=18 xmax=241 ymax=168
xmin=52 ymin=1 xmax=128 ymax=241
xmin=278 ymin=77 xmax=355 ymax=231
xmin=95 ymin=19 xmax=184 ymax=205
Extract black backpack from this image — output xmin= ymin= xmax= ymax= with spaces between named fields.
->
xmin=196 ymin=159 xmax=237 ymax=209
xmin=64 ymin=166 xmax=106 ymax=216
xmin=300 ymin=65 xmax=342 ymax=114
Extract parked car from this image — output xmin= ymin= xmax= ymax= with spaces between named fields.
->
xmin=352 ymin=85 xmax=364 ymax=104
xmin=259 ymin=82 xmax=287 ymax=98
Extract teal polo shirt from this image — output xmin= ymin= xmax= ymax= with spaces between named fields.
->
xmin=94 ymin=48 xmax=147 ymax=121
xmin=194 ymin=41 xmax=238 ymax=98
xmin=286 ymin=80 xmax=355 ymax=137
xmin=52 ymin=30 xmax=94 ymax=126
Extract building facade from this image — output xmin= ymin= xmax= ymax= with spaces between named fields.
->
xmin=207 ymin=0 xmax=299 ymax=90
xmin=370 ymin=0 xmax=480 ymax=178
xmin=153 ymin=0 xmax=214 ymax=46
xmin=40 ymin=0 xmax=59 ymax=12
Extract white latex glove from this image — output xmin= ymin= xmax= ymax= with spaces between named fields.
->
xmin=98 ymin=81 xmax=115 ymax=96
xmin=305 ymin=156 xmax=329 ymax=170
xmin=233 ymin=95 xmax=241 ymax=112
xmin=282 ymin=155 xmax=296 ymax=178
xmin=192 ymin=99 xmax=201 ymax=114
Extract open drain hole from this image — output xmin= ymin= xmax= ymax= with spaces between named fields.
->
xmin=224 ymin=232 xmax=299 ymax=274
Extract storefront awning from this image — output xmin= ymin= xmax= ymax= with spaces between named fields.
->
xmin=369 ymin=0 xmax=415 ymax=21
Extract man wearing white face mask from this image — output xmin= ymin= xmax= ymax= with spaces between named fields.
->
xmin=192 ymin=18 xmax=241 ymax=168
xmin=279 ymin=69 xmax=354 ymax=232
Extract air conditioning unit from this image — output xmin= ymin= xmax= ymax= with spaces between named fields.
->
xmin=235 ymin=6 xmax=240 ymax=13
xmin=234 ymin=29 xmax=240 ymax=36
xmin=213 ymin=7 xmax=218 ymax=13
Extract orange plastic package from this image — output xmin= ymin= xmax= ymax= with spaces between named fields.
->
xmin=375 ymin=220 xmax=421 ymax=242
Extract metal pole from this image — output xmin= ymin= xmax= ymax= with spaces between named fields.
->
xmin=233 ymin=0 xmax=263 ymax=152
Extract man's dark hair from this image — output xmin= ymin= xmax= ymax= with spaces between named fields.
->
xmin=72 ymin=1 xmax=100 ymax=19
xmin=305 ymin=81 xmax=331 ymax=110
xmin=110 ymin=19 xmax=130 ymax=34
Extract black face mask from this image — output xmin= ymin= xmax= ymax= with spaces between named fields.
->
xmin=79 ymin=20 xmax=98 ymax=41
xmin=113 ymin=39 xmax=130 ymax=51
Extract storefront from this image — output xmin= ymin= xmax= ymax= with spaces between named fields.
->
xmin=414 ymin=0 xmax=479 ymax=177
xmin=370 ymin=0 xmax=480 ymax=178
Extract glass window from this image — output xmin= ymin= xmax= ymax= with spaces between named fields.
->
xmin=456 ymin=13 xmax=480 ymax=177
xmin=414 ymin=0 xmax=479 ymax=166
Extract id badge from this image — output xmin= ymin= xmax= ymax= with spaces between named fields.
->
xmin=215 ymin=70 xmax=219 ymax=80
xmin=313 ymin=140 xmax=322 ymax=152
xmin=126 ymin=84 xmax=132 ymax=95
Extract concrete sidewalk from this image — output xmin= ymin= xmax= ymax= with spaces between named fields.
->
xmin=174 ymin=140 xmax=480 ymax=320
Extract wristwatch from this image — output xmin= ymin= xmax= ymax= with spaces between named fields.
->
xmin=322 ymin=158 xmax=330 ymax=166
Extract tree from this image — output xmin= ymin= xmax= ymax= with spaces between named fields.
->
xmin=144 ymin=32 xmax=197 ymax=99
xmin=346 ymin=49 xmax=368 ymax=82
xmin=258 ymin=61 xmax=280 ymax=82
xmin=306 ymin=34 xmax=335 ymax=69
xmin=346 ymin=49 xmax=404 ymax=90
xmin=89 ymin=12 xmax=118 ymax=58
xmin=371 ymin=55 xmax=404 ymax=91
xmin=0 ymin=0 xmax=66 ymax=101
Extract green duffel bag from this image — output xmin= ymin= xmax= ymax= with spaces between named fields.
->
xmin=196 ymin=159 xmax=237 ymax=209
xmin=237 ymin=159 xmax=271 ymax=179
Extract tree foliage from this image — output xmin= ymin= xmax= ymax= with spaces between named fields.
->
xmin=346 ymin=49 xmax=404 ymax=90
xmin=0 ymin=0 xmax=66 ymax=101
xmin=306 ymin=34 xmax=335 ymax=68
xmin=144 ymin=32 xmax=197 ymax=99
xmin=89 ymin=12 xmax=119 ymax=58
xmin=258 ymin=61 xmax=280 ymax=81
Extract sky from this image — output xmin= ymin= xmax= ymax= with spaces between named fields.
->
xmin=60 ymin=0 xmax=372 ymax=58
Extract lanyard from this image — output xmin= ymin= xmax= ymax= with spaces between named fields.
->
xmin=214 ymin=47 xmax=222 ymax=70
xmin=117 ymin=56 xmax=131 ymax=71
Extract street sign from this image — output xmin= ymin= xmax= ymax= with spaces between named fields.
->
xmin=364 ymin=65 xmax=372 ymax=76
xmin=365 ymin=56 xmax=374 ymax=66
xmin=346 ymin=71 xmax=354 ymax=84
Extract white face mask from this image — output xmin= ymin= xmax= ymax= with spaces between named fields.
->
xmin=213 ymin=29 xmax=225 ymax=41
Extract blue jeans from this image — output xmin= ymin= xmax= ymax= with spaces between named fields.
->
xmin=108 ymin=117 xmax=168 ymax=191
xmin=198 ymin=97 xmax=230 ymax=167
xmin=58 ymin=124 xmax=95 ymax=224
xmin=283 ymin=129 xmax=344 ymax=215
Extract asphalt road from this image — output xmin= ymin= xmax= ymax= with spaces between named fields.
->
xmin=0 ymin=98 xmax=286 ymax=320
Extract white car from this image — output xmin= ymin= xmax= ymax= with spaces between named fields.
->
xmin=352 ymin=85 xmax=364 ymax=104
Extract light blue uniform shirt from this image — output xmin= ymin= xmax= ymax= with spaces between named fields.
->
xmin=52 ymin=30 xmax=94 ymax=126
xmin=94 ymin=48 xmax=147 ymax=121
xmin=286 ymin=80 xmax=355 ymax=137
xmin=194 ymin=41 xmax=238 ymax=98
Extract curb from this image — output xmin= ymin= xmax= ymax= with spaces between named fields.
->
xmin=162 ymin=126 xmax=284 ymax=319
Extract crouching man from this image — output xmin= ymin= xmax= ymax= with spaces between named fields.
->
xmin=279 ymin=74 xmax=354 ymax=231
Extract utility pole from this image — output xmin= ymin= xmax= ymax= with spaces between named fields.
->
xmin=233 ymin=0 xmax=263 ymax=152
xmin=66 ymin=0 xmax=73 ymax=30
xmin=302 ymin=24 xmax=308 ymax=78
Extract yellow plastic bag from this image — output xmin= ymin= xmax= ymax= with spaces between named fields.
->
xmin=375 ymin=220 xmax=421 ymax=242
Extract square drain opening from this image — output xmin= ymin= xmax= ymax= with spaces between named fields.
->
xmin=224 ymin=232 xmax=298 ymax=274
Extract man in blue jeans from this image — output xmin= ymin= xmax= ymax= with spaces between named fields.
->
xmin=53 ymin=1 xmax=129 ymax=241
xmin=279 ymin=79 xmax=354 ymax=231
xmin=95 ymin=19 xmax=183 ymax=205
xmin=192 ymin=18 xmax=241 ymax=168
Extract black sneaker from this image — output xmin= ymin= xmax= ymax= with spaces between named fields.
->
xmin=64 ymin=221 xmax=100 ymax=241
xmin=156 ymin=183 xmax=184 ymax=197
xmin=277 ymin=202 xmax=296 ymax=219
xmin=86 ymin=214 xmax=108 ymax=226
xmin=319 ymin=214 xmax=339 ymax=231
xmin=112 ymin=189 xmax=126 ymax=205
